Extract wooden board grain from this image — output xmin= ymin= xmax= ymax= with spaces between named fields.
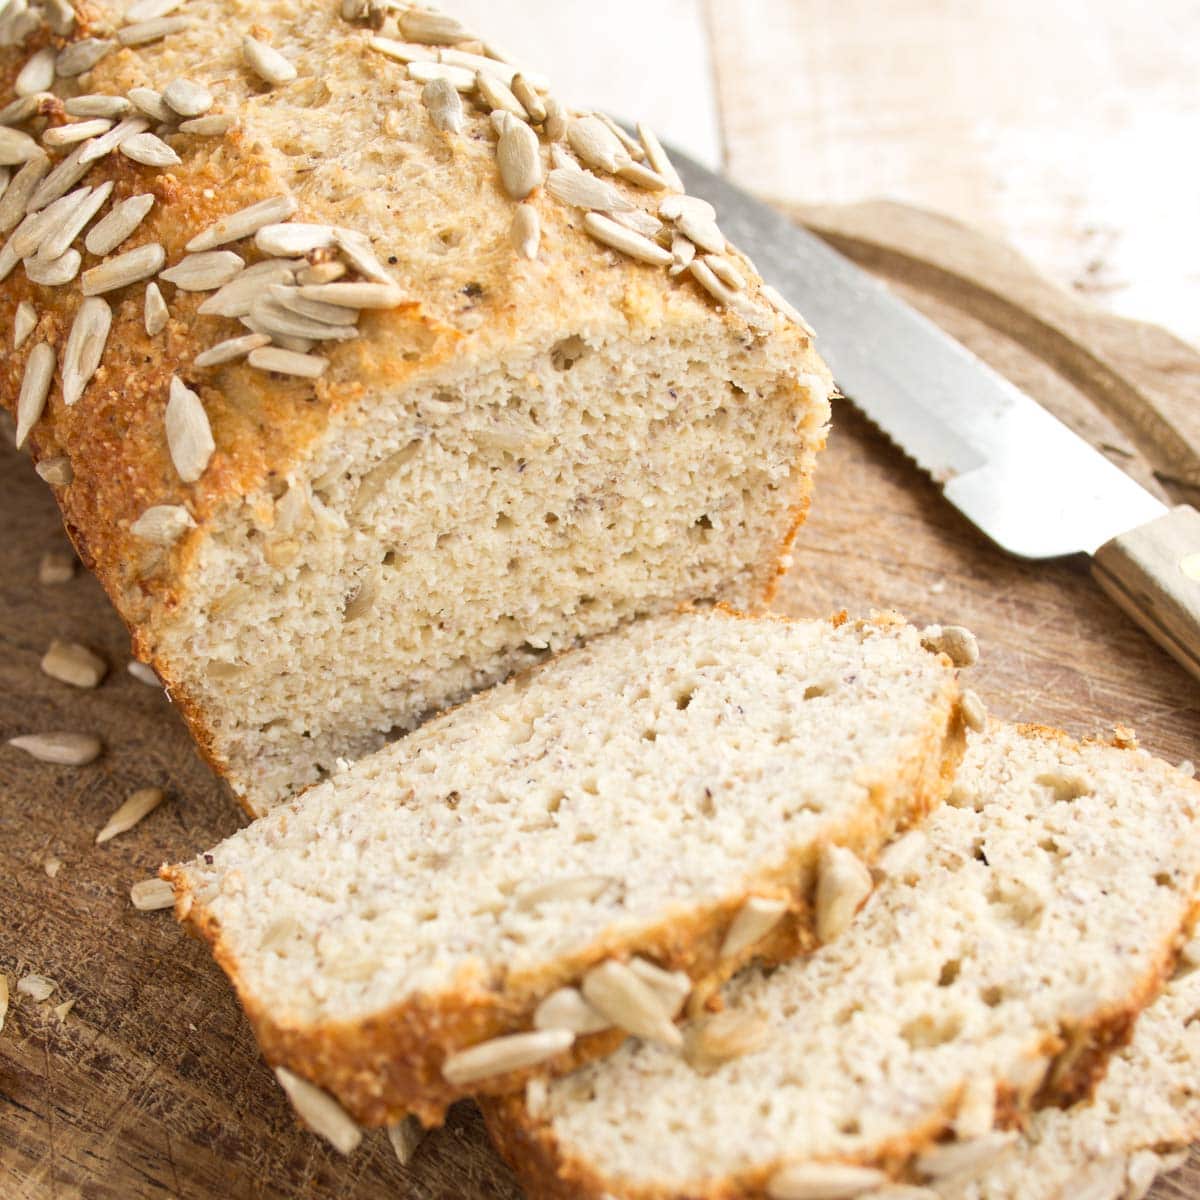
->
xmin=2 ymin=203 xmax=1198 ymax=1198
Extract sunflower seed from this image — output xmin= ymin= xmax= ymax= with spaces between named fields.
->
xmin=117 ymin=15 xmax=191 ymax=45
xmin=659 ymin=193 xmax=715 ymax=223
xmin=961 ymin=688 xmax=987 ymax=733
xmin=920 ymin=624 xmax=980 ymax=668
xmin=193 ymin=332 xmax=270 ymax=368
xmin=45 ymin=0 xmax=75 ymax=35
xmin=440 ymin=49 xmax=547 ymax=90
xmin=497 ymin=117 xmax=541 ymax=200
xmin=143 ymin=280 xmax=169 ymax=334
xmin=533 ymin=987 xmax=610 ymax=1034
xmin=406 ymin=61 xmax=474 ymax=90
xmin=332 ymin=226 xmax=391 ymax=282
xmin=13 ymin=300 xmax=35 ymax=346
xmin=16 ymin=47 xmax=56 ymax=96
xmin=510 ymin=203 xmax=539 ymax=260
xmin=127 ymin=659 xmax=159 ymax=685
xmin=82 ymin=241 xmax=165 ymax=295
xmin=509 ymin=74 xmax=545 ymax=124
xmin=270 ymin=1067 xmax=361 ymax=1153
xmin=421 ymin=76 xmax=463 ymax=133
xmin=164 ymin=375 xmax=215 ymax=482
xmin=636 ymin=122 xmax=684 ymax=192
xmin=65 ymin=95 xmax=129 ymax=120
xmin=441 ymin=1029 xmax=573 ymax=1087
xmin=917 ymin=1132 xmax=1018 ymax=1179
xmin=611 ymin=208 xmax=662 ymax=239
xmin=199 ymin=263 xmax=294 ymax=317
xmin=0 ymin=4 xmax=40 ymax=47
xmin=546 ymin=165 xmax=633 ymax=212
xmin=761 ymin=283 xmax=814 ymax=334
xmin=567 ymin=116 xmax=627 ymax=175
xmin=0 ymin=152 xmax=48 ymax=231
xmin=43 ymin=118 xmax=116 ymax=150
xmin=18 ymin=973 xmax=56 ymax=1001
xmin=581 ymin=960 xmax=681 ymax=1047
xmin=15 ymin=342 xmax=54 ymax=447
xmin=0 ymin=976 xmax=7 ymax=1032
xmin=475 ymin=70 xmax=526 ymax=119
xmin=367 ymin=35 xmax=435 ymax=63
xmin=131 ymin=877 xmax=175 ymax=910
xmin=25 ymin=248 xmax=80 ymax=285
xmin=596 ymin=112 xmax=645 ymax=162
xmin=38 ymin=181 xmax=113 ymax=262
xmin=79 ymin=116 xmax=150 ymax=164
xmin=690 ymin=258 xmax=769 ymax=325
xmin=12 ymin=189 xmax=84 ymax=257
xmin=127 ymin=87 xmax=172 ymax=122
xmin=161 ymin=250 xmax=244 ymax=290
xmin=0 ymin=167 xmax=8 ymax=202
xmin=705 ymin=253 xmax=746 ymax=291
xmin=668 ymin=234 xmax=695 ymax=276
xmin=386 ymin=1116 xmax=424 ymax=1166
xmin=542 ymin=95 xmax=567 ymax=141
xmin=187 ymin=194 xmax=298 ymax=252
xmin=62 ymin=297 xmax=112 ymax=404
xmin=296 ymin=260 xmax=345 ymax=285
xmin=583 ymin=211 xmax=671 ymax=266
xmin=85 ymin=193 xmax=154 ymax=256
xmin=253 ymin=222 xmax=336 ymax=256
xmin=247 ymin=346 xmax=328 ymax=377
xmin=119 ymin=132 xmax=181 ymax=167
xmin=9 ymin=732 xmax=102 ymax=765
xmin=684 ymin=1010 xmax=770 ymax=1073
xmin=268 ymin=284 xmax=358 ymax=325
xmin=955 ymin=1074 xmax=997 ymax=1139
xmin=815 ymin=844 xmax=873 ymax=943
xmin=720 ymin=895 xmax=789 ymax=959
xmin=628 ymin=957 xmax=691 ymax=1018
xmin=52 ymin=998 xmax=76 ymax=1021
xmin=178 ymin=112 xmax=233 ymax=136
xmin=515 ymin=874 xmax=612 ymax=909
xmin=250 ymin=296 xmax=358 ymax=341
xmin=41 ymin=639 xmax=106 ymax=688
xmin=96 ymin=787 xmax=165 ymax=844
xmin=766 ymin=1162 xmax=891 ymax=1199
xmin=243 ymin=36 xmax=297 ymax=86
xmin=676 ymin=209 xmax=725 ymax=254
xmin=295 ymin=280 xmax=403 ymax=308
xmin=125 ymin=0 xmax=183 ymax=21
xmin=57 ymin=39 xmax=115 ymax=78
xmin=397 ymin=8 xmax=469 ymax=44
xmin=130 ymin=503 xmax=195 ymax=543
xmin=162 ymin=78 xmax=212 ymax=118
xmin=35 ymin=456 xmax=73 ymax=485
xmin=0 ymin=229 xmax=23 ymax=282
xmin=38 ymin=548 xmax=75 ymax=582
xmin=0 ymin=126 xmax=41 ymax=166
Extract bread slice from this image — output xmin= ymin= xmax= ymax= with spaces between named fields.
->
xmin=165 ymin=608 xmax=965 ymax=1127
xmin=935 ymin=942 xmax=1200 ymax=1200
xmin=484 ymin=723 xmax=1200 ymax=1199
xmin=0 ymin=0 xmax=831 ymax=815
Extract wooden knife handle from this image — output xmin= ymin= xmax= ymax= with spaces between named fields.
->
xmin=1092 ymin=505 xmax=1200 ymax=681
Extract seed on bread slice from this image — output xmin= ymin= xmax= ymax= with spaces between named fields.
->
xmin=165 ymin=607 xmax=966 ymax=1127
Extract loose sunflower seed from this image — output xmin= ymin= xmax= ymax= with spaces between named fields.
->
xmin=254 ymin=222 xmax=335 ymax=256
xmin=815 ymin=843 xmax=873 ymax=943
xmin=920 ymin=624 xmax=980 ymax=668
xmin=567 ymin=116 xmax=627 ymax=175
xmin=117 ymin=15 xmax=191 ymax=45
xmin=56 ymin=39 xmax=115 ymax=79
xmin=406 ymin=61 xmax=474 ymax=90
xmin=273 ymin=1067 xmax=362 ymax=1154
xmin=766 ymin=1162 xmax=891 ymax=1199
xmin=247 ymin=346 xmax=328 ymax=378
xmin=720 ymin=895 xmax=789 ymax=959
xmin=130 ymin=877 xmax=175 ymax=910
xmin=82 ymin=241 xmax=165 ymax=295
xmin=96 ymin=787 xmax=165 ymax=844
xmin=187 ymin=194 xmax=298 ymax=252
xmin=65 ymin=94 xmax=132 ymax=118
xmin=43 ymin=118 xmax=116 ymax=149
xmin=41 ymin=639 xmax=106 ymax=688
xmin=35 ymin=456 xmax=73 ymax=485
xmin=0 ymin=153 xmax=48 ymax=231
xmin=119 ymin=131 xmax=181 ymax=167
xmin=85 ymin=192 xmax=154 ymax=256
xmin=583 ymin=211 xmax=671 ymax=266
xmin=961 ymin=688 xmax=987 ymax=733
xmin=130 ymin=503 xmax=195 ymax=543
xmin=62 ymin=297 xmax=112 ymax=405
xmin=38 ymin=548 xmax=76 ymax=582
xmin=126 ymin=88 xmax=172 ymax=123
xmin=421 ymin=76 xmax=464 ymax=133
xmin=637 ymin=122 xmax=684 ymax=191
xmin=268 ymin=284 xmax=358 ymax=326
xmin=38 ymin=181 xmax=113 ymax=262
xmin=13 ymin=300 xmax=34 ymax=345
xmin=0 ymin=126 xmax=41 ymax=166
xmin=533 ymin=987 xmax=610 ymax=1034
xmin=127 ymin=660 xmax=159 ymax=686
xmin=15 ymin=342 xmax=54 ymax=447
xmin=497 ymin=117 xmax=541 ymax=200
xmin=16 ymin=47 xmax=56 ymax=97
xmin=125 ymin=0 xmax=184 ymax=21
xmin=160 ymin=249 xmax=244 ymax=290
xmin=178 ymin=112 xmax=233 ymax=136
xmin=144 ymin=281 xmax=169 ymax=334
xmin=9 ymin=732 xmax=102 ymax=765
xmin=510 ymin=203 xmax=539 ymax=260
xmin=194 ymin=332 xmax=270 ymax=368
xmin=295 ymin=280 xmax=403 ymax=308
xmin=79 ymin=116 xmax=150 ymax=164
xmin=0 ymin=975 xmax=7 ymax=1033
xmin=441 ymin=1029 xmax=574 ymax=1087
xmin=243 ymin=36 xmax=297 ymax=86
xmin=165 ymin=376 xmax=215 ymax=482
xmin=476 ymin=70 xmax=526 ymax=120
xmin=26 ymin=248 xmax=82 ymax=285
xmin=397 ymin=8 xmax=470 ymax=44
xmin=386 ymin=1117 xmax=424 ymax=1166
xmin=581 ymin=960 xmax=682 ymax=1047
xmin=546 ymin=165 xmax=633 ymax=212
xmin=162 ymin=78 xmax=213 ymax=118
xmin=367 ymin=35 xmax=436 ymax=63
xmin=17 ymin=973 xmax=56 ymax=1001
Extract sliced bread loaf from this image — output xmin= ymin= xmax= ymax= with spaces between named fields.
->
xmin=164 ymin=608 xmax=965 ymax=1127
xmin=484 ymin=722 xmax=1200 ymax=1199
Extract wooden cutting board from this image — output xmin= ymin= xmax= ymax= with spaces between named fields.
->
xmin=2 ymin=201 xmax=1198 ymax=1199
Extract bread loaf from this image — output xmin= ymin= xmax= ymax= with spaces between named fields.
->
xmin=484 ymin=722 xmax=1200 ymax=1199
xmin=165 ymin=608 xmax=965 ymax=1127
xmin=0 ymin=1 xmax=831 ymax=815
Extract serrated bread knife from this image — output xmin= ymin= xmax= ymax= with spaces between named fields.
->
xmin=671 ymin=145 xmax=1200 ymax=681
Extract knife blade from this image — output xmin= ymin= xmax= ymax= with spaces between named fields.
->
xmin=667 ymin=142 xmax=1200 ymax=678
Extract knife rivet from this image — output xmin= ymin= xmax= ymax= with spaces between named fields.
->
xmin=1179 ymin=554 xmax=1200 ymax=582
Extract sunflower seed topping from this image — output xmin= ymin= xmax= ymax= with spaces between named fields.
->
xmin=497 ymin=116 xmax=542 ymax=199
xmin=0 ymin=126 xmax=41 ymax=166
xmin=65 ymin=94 xmax=132 ymax=119
xmin=96 ymin=787 xmax=166 ymax=844
xmin=761 ymin=283 xmax=814 ymax=333
xmin=85 ymin=192 xmax=154 ymax=256
xmin=616 ymin=159 xmax=669 ymax=191
xmin=542 ymin=95 xmax=567 ymax=141
xmin=367 ymin=36 xmax=436 ymax=63
xmin=295 ymin=280 xmax=404 ymax=308
xmin=79 ymin=116 xmax=150 ymax=164
xmin=705 ymin=254 xmax=746 ymax=291
xmin=119 ymin=131 xmax=182 ymax=167
xmin=720 ymin=895 xmax=789 ymax=959
xmin=56 ymin=39 xmax=115 ymax=79
xmin=583 ymin=211 xmax=672 ymax=266
xmin=386 ymin=1117 xmax=425 ymax=1166
xmin=397 ymin=8 xmax=470 ymax=44
xmin=178 ymin=112 xmax=234 ymax=136
xmin=127 ymin=660 xmax=159 ymax=686
xmin=15 ymin=342 xmax=54 ymax=448
xmin=16 ymin=47 xmax=56 ymax=97
xmin=130 ymin=503 xmax=195 ymax=543
xmin=25 ymin=249 xmax=80 ymax=285
xmin=637 ymin=122 xmax=684 ymax=191
xmin=194 ymin=332 xmax=269 ymax=367
xmin=546 ymin=165 xmax=633 ymax=212
xmin=917 ymin=1132 xmax=1018 ymax=1179
xmin=476 ymin=70 xmax=526 ymax=120
xmin=247 ymin=346 xmax=328 ymax=378
xmin=684 ymin=1010 xmax=770 ymax=1074
xmin=9 ymin=731 xmax=102 ymax=765
xmin=39 ymin=548 xmax=76 ymax=583
xmin=268 ymin=284 xmax=358 ymax=325
xmin=421 ymin=76 xmax=464 ymax=132
xmin=611 ymin=208 xmax=662 ymax=239
xmin=669 ymin=234 xmax=695 ymax=276
xmin=961 ymin=688 xmax=987 ymax=733
xmin=198 ymin=263 xmax=294 ymax=316
xmin=18 ymin=973 xmax=57 ymax=1001
xmin=127 ymin=87 xmax=172 ymax=122
xmin=160 ymin=249 xmax=244 ymax=290
xmin=628 ymin=957 xmax=691 ymax=1018
xmin=243 ymin=36 xmax=298 ymax=86
xmin=296 ymin=260 xmax=345 ymax=285
xmin=117 ymin=15 xmax=191 ymax=46
xmin=35 ymin=456 xmax=73 ymax=486
xmin=162 ymin=78 xmax=213 ymax=118
xmin=596 ymin=112 xmax=646 ymax=161
xmin=250 ymin=296 xmax=358 ymax=341
xmin=62 ymin=297 xmax=112 ymax=404
xmin=82 ymin=241 xmax=165 ymax=295
xmin=406 ymin=61 xmax=475 ymax=91
xmin=13 ymin=300 xmax=36 ymax=346
xmin=766 ymin=1162 xmax=891 ymax=1199
xmin=510 ymin=203 xmax=540 ymax=260
xmin=131 ymin=877 xmax=175 ymax=910
xmin=271 ymin=1067 xmax=362 ymax=1154
xmin=815 ymin=844 xmax=874 ymax=943
xmin=510 ymin=74 xmax=546 ymax=124
xmin=144 ymin=281 xmax=169 ymax=334
xmin=441 ymin=1029 xmax=574 ymax=1087
xmin=0 ymin=153 xmax=48 ymax=231
xmin=0 ymin=95 xmax=45 ymax=128
xmin=567 ymin=116 xmax=627 ymax=174
xmin=12 ymin=189 xmax=83 ymax=257
xmin=41 ymin=639 xmax=106 ymax=688
xmin=332 ymin=226 xmax=391 ymax=282
xmin=253 ymin=222 xmax=336 ymax=256
xmin=43 ymin=118 xmax=116 ymax=149
xmin=533 ymin=987 xmax=610 ymax=1034
xmin=125 ymin=0 xmax=184 ymax=21
xmin=45 ymin=0 xmax=76 ymax=35
xmin=38 ymin=180 xmax=113 ymax=262
xmin=187 ymin=194 xmax=298 ymax=252
xmin=165 ymin=375 xmax=215 ymax=482
xmin=581 ymin=960 xmax=682 ymax=1047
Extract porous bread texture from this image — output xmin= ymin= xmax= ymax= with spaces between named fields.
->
xmin=937 ymin=951 xmax=1200 ymax=1200
xmin=0 ymin=0 xmax=832 ymax=815
xmin=485 ymin=722 xmax=1200 ymax=1199
xmin=166 ymin=608 xmax=966 ymax=1126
